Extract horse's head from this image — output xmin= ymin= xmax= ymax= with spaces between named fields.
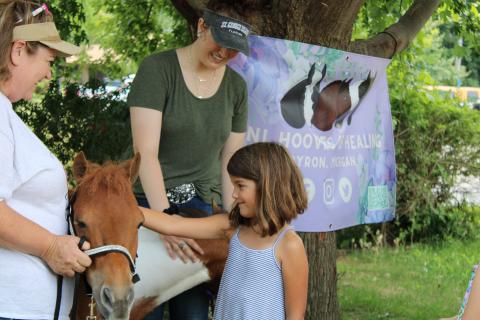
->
xmin=71 ymin=152 xmax=144 ymax=319
xmin=311 ymin=79 xmax=352 ymax=131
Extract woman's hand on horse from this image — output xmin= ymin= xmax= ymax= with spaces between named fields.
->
xmin=160 ymin=235 xmax=204 ymax=263
xmin=41 ymin=235 xmax=92 ymax=277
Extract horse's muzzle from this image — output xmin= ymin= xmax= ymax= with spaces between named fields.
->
xmin=96 ymin=284 xmax=134 ymax=320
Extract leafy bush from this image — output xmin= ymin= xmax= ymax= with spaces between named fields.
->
xmin=391 ymin=56 xmax=480 ymax=241
xmin=14 ymin=79 xmax=131 ymax=167
xmin=338 ymin=55 xmax=480 ymax=247
xmin=395 ymin=204 xmax=480 ymax=244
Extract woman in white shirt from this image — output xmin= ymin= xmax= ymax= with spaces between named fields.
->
xmin=0 ymin=1 xmax=91 ymax=319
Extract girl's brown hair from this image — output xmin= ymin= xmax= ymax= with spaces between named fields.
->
xmin=227 ymin=142 xmax=308 ymax=237
xmin=0 ymin=1 xmax=52 ymax=82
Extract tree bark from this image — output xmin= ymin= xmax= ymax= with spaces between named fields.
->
xmin=171 ymin=1 xmax=441 ymax=319
xmin=299 ymin=231 xmax=338 ymax=319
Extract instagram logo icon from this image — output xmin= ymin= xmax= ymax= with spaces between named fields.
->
xmin=323 ymin=178 xmax=335 ymax=205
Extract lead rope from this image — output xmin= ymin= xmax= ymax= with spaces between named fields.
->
xmin=69 ymin=236 xmax=88 ymax=320
xmin=53 ymin=236 xmax=86 ymax=320
xmin=53 ymin=197 xmax=77 ymax=320
xmin=53 ymin=275 xmax=63 ymax=320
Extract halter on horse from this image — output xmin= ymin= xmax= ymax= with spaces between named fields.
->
xmin=69 ymin=153 xmax=228 ymax=320
xmin=70 ymin=152 xmax=143 ymax=319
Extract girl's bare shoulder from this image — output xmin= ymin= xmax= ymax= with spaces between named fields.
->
xmin=277 ymin=229 xmax=306 ymax=257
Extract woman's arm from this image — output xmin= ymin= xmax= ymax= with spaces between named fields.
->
xmin=221 ymin=132 xmax=245 ymax=211
xmin=141 ymin=207 xmax=230 ymax=240
xmin=278 ymin=231 xmax=309 ymax=320
xmin=130 ymin=107 xmax=169 ymax=211
xmin=0 ymin=201 xmax=91 ymax=277
xmin=462 ymin=267 xmax=480 ymax=319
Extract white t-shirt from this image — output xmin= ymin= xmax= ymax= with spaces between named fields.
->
xmin=0 ymin=93 xmax=73 ymax=319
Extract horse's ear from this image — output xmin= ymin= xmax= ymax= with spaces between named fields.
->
xmin=130 ymin=152 xmax=141 ymax=184
xmin=320 ymin=64 xmax=327 ymax=79
xmin=211 ymin=198 xmax=224 ymax=214
xmin=123 ymin=153 xmax=141 ymax=184
xmin=73 ymin=152 xmax=89 ymax=182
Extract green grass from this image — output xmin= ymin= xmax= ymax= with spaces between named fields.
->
xmin=337 ymin=238 xmax=480 ymax=320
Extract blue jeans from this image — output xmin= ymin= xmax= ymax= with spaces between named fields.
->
xmin=138 ymin=196 xmax=212 ymax=320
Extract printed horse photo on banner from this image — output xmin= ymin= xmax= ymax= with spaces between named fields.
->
xmin=280 ymin=63 xmax=376 ymax=131
xmin=228 ymin=35 xmax=396 ymax=232
xmin=67 ymin=153 xmax=229 ymax=320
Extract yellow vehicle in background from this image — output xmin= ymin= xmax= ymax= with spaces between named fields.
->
xmin=425 ymin=85 xmax=480 ymax=109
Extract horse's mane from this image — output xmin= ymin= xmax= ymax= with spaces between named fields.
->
xmin=77 ymin=162 xmax=132 ymax=196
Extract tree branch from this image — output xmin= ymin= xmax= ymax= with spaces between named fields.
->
xmin=170 ymin=0 xmax=205 ymax=26
xmin=349 ymin=0 xmax=441 ymax=58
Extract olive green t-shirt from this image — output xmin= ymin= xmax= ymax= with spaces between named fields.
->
xmin=127 ymin=50 xmax=248 ymax=204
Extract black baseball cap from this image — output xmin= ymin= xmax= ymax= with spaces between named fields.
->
xmin=203 ymin=9 xmax=252 ymax=56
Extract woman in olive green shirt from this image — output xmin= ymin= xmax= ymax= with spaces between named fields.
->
xmin=127 ymin=4 xmax=251 ymax=320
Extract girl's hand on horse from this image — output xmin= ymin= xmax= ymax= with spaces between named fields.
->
xmin=41 ymin=235 xmax=92 ymax=277
xmin=160 ymin=234 xmax=204 ymax=263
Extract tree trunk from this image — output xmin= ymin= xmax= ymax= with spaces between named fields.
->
xmin=299 ymin=232 xmax=338 ymax=319
xmin=171 ymin=1 xmax=441 ymax=318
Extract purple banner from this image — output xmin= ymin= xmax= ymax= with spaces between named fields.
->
xmin=229 ymin=36 xmax=396 ymax=232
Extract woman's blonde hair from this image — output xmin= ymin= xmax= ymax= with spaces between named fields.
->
xmin=0 ymin=0 xmax=52 ymax=82
xmin=227 ymin=142 xmax=308 ymax=237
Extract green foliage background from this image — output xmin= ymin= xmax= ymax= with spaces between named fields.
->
xmin=81 ymin=0 xmax=190 ymax=78
xmin=14 ymin=81 xmax=130 ymax=166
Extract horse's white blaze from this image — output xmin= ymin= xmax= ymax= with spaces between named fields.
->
xmin=343 ymin=73 xmax=376 ymax=125
xmin=335 ymin=79 xmax=362 ymax=127
xmin=348 ymin=80 xmax=362 ymax=110
xmin=134 ymin=228 xmax=211 ymax=305
xmin=303 ymin=84 xmax=314 ymax=125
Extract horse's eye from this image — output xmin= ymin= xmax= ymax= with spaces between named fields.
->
xmin=74 ymin=220 xmax=87 ymax=229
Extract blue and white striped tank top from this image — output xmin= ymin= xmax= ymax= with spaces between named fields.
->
xmin=214 ymin=226 xmax=294 ymax=320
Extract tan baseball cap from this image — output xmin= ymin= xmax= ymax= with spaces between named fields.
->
xmin=12 ymin=22 xmax=80 ymax=57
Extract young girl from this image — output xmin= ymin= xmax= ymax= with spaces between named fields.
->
xmin=141 ymin=142 xmax=309 ymax=320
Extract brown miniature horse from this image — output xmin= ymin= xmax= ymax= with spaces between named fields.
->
xmin=71 ymin=153 xmax=228 ymax=320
